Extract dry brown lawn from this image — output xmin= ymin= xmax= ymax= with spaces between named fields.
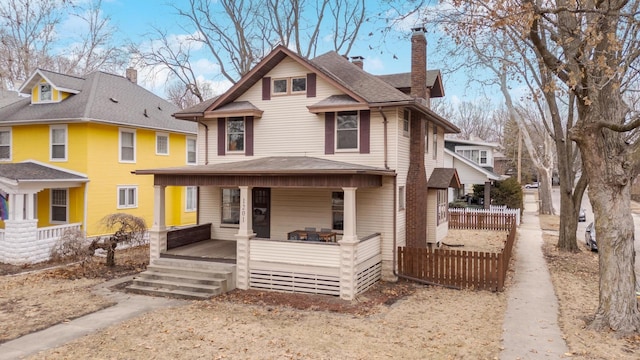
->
xmin=539 ymin=214 xmax=640 ymax=359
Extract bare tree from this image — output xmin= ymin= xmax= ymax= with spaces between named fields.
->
xmin=89 ymin=213 xmax=147 ymax=267
xmin=130 ymin=0 xmax=368 ymax=103
xmin=0 ymin=0 xmax=63 ymax=88
xmin=444 ymin=0 xmax=640 ymax=334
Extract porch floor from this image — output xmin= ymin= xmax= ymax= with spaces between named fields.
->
xmin=162 ymin=239 xmax=237 ymax=263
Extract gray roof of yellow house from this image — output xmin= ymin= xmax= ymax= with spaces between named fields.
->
xmin=0 ymin=69 xmax=196 ymax=134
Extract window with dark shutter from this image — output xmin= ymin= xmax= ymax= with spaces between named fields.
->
xmin=359 ymin=110 xmax=370 ymax=154
xmin=245 ymin=116 xmax=254 ymax=156
xmin=325 ymin=112 xmax=335 ymax=154
xmin=307 ymin=73 xmax=316 ymax=98
xmin=217 ymin=118 xmax=226 ymax=156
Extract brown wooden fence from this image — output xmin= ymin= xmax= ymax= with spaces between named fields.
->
xmin=397 ymin=217 xmax=517 ymax=291
xmin=167 ymin=223 xmax=212 ymax=250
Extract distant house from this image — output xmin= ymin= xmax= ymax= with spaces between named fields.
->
xmin=444 ymin=138 xmax=504 ymax=205
xmin=135 ymin=28 xmax=461 ymax=300
xmin=0 ymin=69 xmax=197 ymax=264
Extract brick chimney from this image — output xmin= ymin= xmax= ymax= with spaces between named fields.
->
xmin=125 ymin=68 xmax=137 ymax=84
xmin=410 ymin=27 xmax=428 ymax=104
xmin=351 ymin=56 xmax=364 ymax=69
xmin=406 ymin=27 xmax=428 ymax=248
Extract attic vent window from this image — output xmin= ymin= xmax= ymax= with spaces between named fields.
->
xmin=40 ymin=84 xmax=52 ymax=101
xmin=110 ymin=97 xmax=119 ymax=103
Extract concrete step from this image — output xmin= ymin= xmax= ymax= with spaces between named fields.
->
xmin=137 ymin=271 xmax=227 ymax=291
xmin=131 ymin=277 xmax=221 ymax=294
xmin=125 ymin=257 xmax=236 ymax=300
xmin=126 ymin=283 xmax=218 ymax=300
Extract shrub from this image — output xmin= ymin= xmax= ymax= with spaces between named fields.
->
xmin=491 ymin=177 xmax=523 ymax=210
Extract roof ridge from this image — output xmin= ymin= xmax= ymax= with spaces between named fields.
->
xmin=36 ymin=68 xmax=86 ymax=81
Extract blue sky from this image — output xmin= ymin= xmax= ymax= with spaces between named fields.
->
xmin=92 ymin=0 xmax=484 ymax=104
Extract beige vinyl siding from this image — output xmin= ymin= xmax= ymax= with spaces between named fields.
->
xmin=355 ymin=179 xmax=395 ymax=263
xmin=198 ymin=186 xmax=238 ymax=241
xmin=270 ymin=188 xmax=333 ymax=239
xmin=426 ymin=190 xmax=437 ymax=244
xmin=250 ymin=240 xmax=340 ymax=267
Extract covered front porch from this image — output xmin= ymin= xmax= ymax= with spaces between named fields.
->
xmin=136 ymin=156 xmax=395 ymax=300
xmin=0 ymin=161 xmax=88 ymax=264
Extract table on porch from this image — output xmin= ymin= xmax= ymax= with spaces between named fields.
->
xmin=287 ymin=230 xmax=337 ymax=242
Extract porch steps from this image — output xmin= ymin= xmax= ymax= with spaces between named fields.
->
xmin=126 ymin=258 xmax=236 ymax=300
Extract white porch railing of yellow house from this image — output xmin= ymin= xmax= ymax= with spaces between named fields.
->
xmin=37 ymin=223 xmax=82 ymax=241
xmin=248 ymin=233 xmax=382 ymax=297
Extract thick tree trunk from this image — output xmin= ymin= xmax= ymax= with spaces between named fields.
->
xmin=571 ymin=103 xmax=640 ymax=333
xmin=557 ymin=184 xmax=580 ymax=252
xmin=537 ymin=167 xmax=554 ymax=215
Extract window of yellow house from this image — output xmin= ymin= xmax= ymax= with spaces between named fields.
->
xmin=0 ymin=128 xmax=10 ymax=160
xmin=156 ymin=133 xmax=169 ymax=155
xmin=40 ymin=83 xmax=52 ymax=102
xmin=119 ymin=129 xmax=136 ymax=163
xmin=117 ymin=186 xmax=137 ymax=209
xmin=186 ymin=137 xmax=197 ymax=164
xmin=186 ymin=186 xmax=197 ymax=212
xmin=50 ymin=125 xmax=67 ymax=161
xmin=51 ymin=188 xmax=68 ymax=223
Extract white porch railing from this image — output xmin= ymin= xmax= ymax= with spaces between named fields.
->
xmin=449 ymin=206 xmax=520 ymax=226
xmin=37 ymin=223 xmax=82 ymax=241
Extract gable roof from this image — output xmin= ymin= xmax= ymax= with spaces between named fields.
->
xmin=2 ymin=70 xmax=196 ymax=134
xmin=175 ymin=45 xmax=459 ymax=133
xmin=427 ymin=168 xmax=461 ymax=189
xmin=444 ymin=148 xmax=503 ymax=181
xmin=0 ymin=160 xmax=89 ymax=193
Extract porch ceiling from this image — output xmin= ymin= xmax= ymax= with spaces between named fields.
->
xmin=134 ymin=156 xmax=395 ymax=188
xmin=0 ymin=161 xmax=88 ymax=193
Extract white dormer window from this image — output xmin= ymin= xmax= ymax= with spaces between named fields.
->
xmin=40 ymin=83 xmax=52 ymax=101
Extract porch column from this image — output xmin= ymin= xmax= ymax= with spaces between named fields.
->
xmin=339 ymin=187 xmax=358 ymax=300
xmin=9 ymin=193 xmax=24 ymax=220
xmin=235 ymin=186 xmax=255 ymax=290
xmin=25 ymin=192 xmax=37 ymax=220
xmin=149 ymin=185 xmax=167 ymax=260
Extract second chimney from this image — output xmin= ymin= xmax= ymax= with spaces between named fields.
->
xmin=410 ymin=27 xmax=428 ymax=102
xmin=351 ymin=56 xmax=364 ymax=69
xmin=125 ymin=68 xmax=137 ymax=84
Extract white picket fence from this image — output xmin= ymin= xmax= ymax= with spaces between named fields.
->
xmin=449 ymin=206 xmax=520 ymax=226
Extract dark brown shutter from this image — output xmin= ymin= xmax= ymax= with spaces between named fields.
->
xmin=217 ymin=118 xmax=226 ymax=156
xmin=245 ymin=116 xmax=254 ymax=156
xmin=307 ymin=73 xmax=316 ymax=98
xmin=325 ymin=112 xmax=335 ymax=154
xmin=359 ymin=110 xmax=370 ymax=154
xmin=262 ymin=77 xmax=271 ymax=100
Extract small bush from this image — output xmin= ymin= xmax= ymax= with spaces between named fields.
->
xmin=50 ymin=228 xmax=93 ymax=265
xmin=491 ymin=178 xmax=523 ymax=210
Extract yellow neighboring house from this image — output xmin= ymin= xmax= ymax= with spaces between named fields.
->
xmin=0 ymin=69 xmax=198 ymax=264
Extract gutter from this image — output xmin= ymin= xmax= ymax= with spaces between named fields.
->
xmin=197 ymin=118 xmax=209 ymax=165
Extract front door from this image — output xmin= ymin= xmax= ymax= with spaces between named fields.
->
xmin=252 ymin=188 xmax=270 ymax=238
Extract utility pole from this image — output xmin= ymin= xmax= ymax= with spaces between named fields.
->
xmin=517 ymin=129 xmax=522 ymax=183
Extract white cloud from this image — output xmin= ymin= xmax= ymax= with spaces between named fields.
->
xmin=363 ymin=57 xmax=385 ymax=72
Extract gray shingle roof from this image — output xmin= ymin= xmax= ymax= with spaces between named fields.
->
xmin=310 ymin=51 xmax=412 ymax=104
xmin=1 ymin=71 xmax=196 ymax=134
xmin=135 ymin=156 xmax=395 ymax=176
xmin=427 ymin=168 xmax=461 ymax=189
xmin=376 ymin=71 xmax=444 ymax=97
xmin=0 ymin=162 xmax=88 ymax=181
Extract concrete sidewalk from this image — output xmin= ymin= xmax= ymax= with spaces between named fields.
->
xmin=0 ymin=276 xmax=186 ymax=360
xmin=500 ymin=194 xmax=569 ymax=359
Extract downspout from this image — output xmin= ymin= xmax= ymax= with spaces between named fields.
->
xmin=83 ymin=182 xmax=89 ymax=234
xmin=378 ymin=107 xmax=389 ymax=170
xmin=197 ymin=118 xmax=209 ymax=165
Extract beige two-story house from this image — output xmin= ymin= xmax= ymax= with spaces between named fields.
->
xmin=135 ymin=28 xmax=460 ymax=300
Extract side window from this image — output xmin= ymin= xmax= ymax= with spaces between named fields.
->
xmin=50 ymin=125 xmax=67 ymax=161
xmin=187 ymin=137 xmax=197 ymax=164
xmin=185 ymin=186 xmax=197 ymax=212
xmin=403 ymin=109 xmax=410 ymax=137
xmin=432 ymin=125 xmax=438 ymax=160
xmin=156 ymin=133 xmax=169 ymax=155
xmin=332 ymin=191 xmax=344 ymax=231
xmin=51 ymin=188 xmax=68 ymax=223
xmin=0 ymin=128 xmax=11 ymax=160
xmin=117 ymin=186 xmax=138 ymax=209
xmin=226 ymin=117 xmax=244 ymax=152
xmin=336 ymin=111 xmax=358 ymax=150
xmin=40 ymin=83 xmax=52 ymax=101
xmin=425 ymin=122 xmax=430 ymax=154
xmin=291 ymin=77 xmax=306 ymax=93
xmin=480 ymin=150 xmax=488 ymax=165
xmin=399 ymin=186 xmax=405 ymax=210
xmin=221 ymin=188 xmax=240 ymax=225
xmin=119 ymin=129 xmax=136 ymax=162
